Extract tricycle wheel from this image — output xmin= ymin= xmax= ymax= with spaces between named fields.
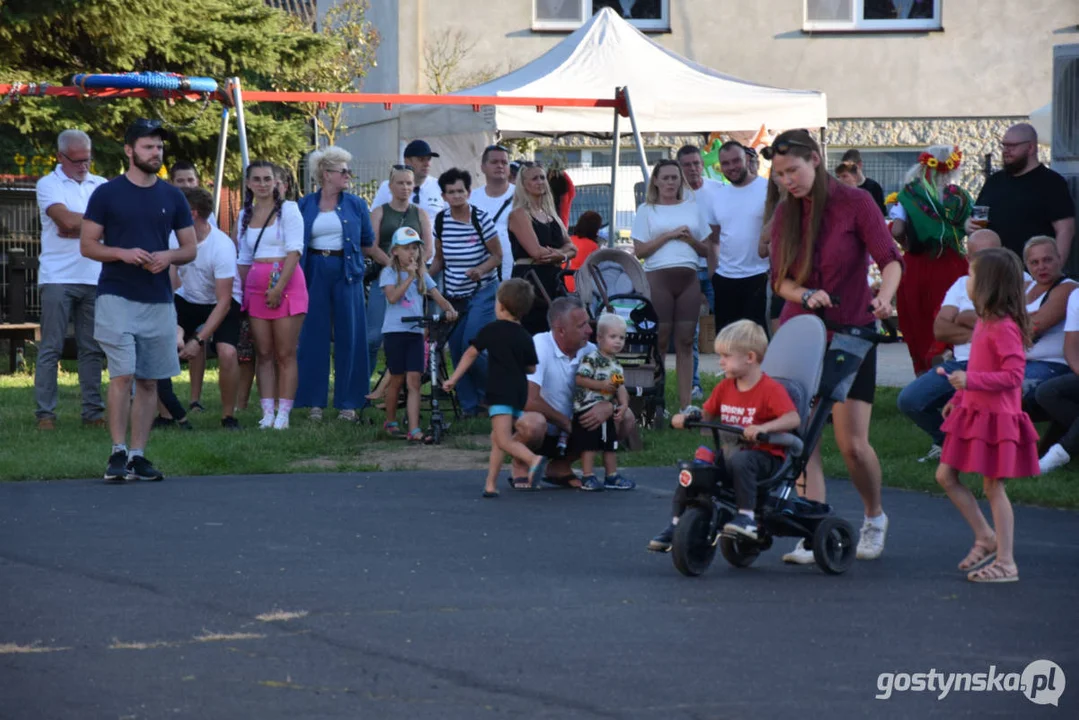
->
xmin=812 ymin=516 xmax=856 ymax=575
xmin=719 ymin=533 xmax=760 ymax=569
xmin=671 ymin=506 xmax=717 ymax=577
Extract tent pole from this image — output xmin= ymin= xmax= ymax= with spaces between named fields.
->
xmin=232 ymin=77 xmax=250 ymax=171
xmin=608 ymin=90 xmax=622 ymax=248
xmin=622 ymin=86 xmax=649 ymax=187
xmin=212 ymin=106 xmax=230 ymax=223
xmin=819 ymin=126 xmax=828 ymax=160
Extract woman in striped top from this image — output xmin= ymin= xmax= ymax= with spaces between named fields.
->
xmin=430 ymin=168 xmax=503 ymax=416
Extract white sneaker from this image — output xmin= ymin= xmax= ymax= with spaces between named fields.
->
xmin=680 ymin=405 xmax=701 ymax=416
xmin=691 ymin=386 xmax=704 ymax=401
xmin=309 ymin=407 xmax=323 ymax=422
xmin=917 ymin=444 xmax=942 ymax=463
xmin=1039 ymin=444 xmax=1071 ymax=474
xmin=856 ymin=513 xmax=889 ymax=560
xmin=273 ymin=413 xmax=290 ymax=430
xmin=781 ymin=539 xmax=815 ymax=565
xmin=258 ymin=413 xmax=275 ymax=430
xmin=337 ymin=409 xmax=357 ymax=422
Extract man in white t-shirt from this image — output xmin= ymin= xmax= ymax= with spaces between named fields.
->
xmin=707 ymin=141 xmax=769 ymax=332
xmin=511 ymin=297 xmax=638 ymax=490
xmin=897 ymin=230 xmax=1013 ymax=461
xmin=33 ymin=129 xmax=107 ymax=430
xmin=678 ymin=144 xmax=723 ymax=400
xmin=166 ymin=187 xmax=243 ymax=429
xmin=370 ymin=139 xmax=447 ymax=217
xmin=469 ymin=144 xmax=515 ymax=283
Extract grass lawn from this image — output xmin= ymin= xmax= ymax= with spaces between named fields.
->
xmin=2 ymin=364 xmax=1078 ymax=509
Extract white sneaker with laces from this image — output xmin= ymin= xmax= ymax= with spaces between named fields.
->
xmin=856 ymin=513 xmax=889 ymax=560
xmin=258 ymin=413 xmax=275 ymax=430
xmin=273 ymin=412 xmax=290 ymax=430
xmin=1039 ymin=444 xmax=1071 ymax=474
xmin=917 ymin=444 xmax=942 ymax=463
xmin=309 ymin=407 xmax=323 ymax=422
xmin=338 ymin=409 xmax=357 ymax=422
xmin=781 ymin=539 xmax=815 ymax=565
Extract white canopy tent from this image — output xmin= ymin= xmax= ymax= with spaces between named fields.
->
xmin=397 ymin=7 xmax=828 ymax=174
xmin=1030 ymin=102 xmax=1052 ymax=146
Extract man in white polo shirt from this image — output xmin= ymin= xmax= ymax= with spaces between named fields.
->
xmin=510 ymin=297 xmax=638 ymax=490
xmin=370 ymin=139 xmax=447 ymax=217
xmin=469 ymin=144 xmax=515 ymax=284
xmin=33 ymin=129 xmax=107 ymax=430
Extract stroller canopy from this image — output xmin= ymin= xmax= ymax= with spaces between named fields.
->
xmin=575 ymin=249 xmax=650 ymax=313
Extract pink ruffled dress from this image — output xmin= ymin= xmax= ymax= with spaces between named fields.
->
xmin=940 ymin=317 xmax=1039 ymax=478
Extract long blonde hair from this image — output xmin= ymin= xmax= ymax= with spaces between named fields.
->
xmin=645 ymin=159 xmax=686 ymax=205
xmin=511 ymin=163 xmax=559 ymax=219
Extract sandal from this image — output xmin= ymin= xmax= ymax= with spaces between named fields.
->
xmin=958 ymin=543 xmax=997 ymax=572
xmin=482 ymin=490 xmax=499 ymax=499
xmin=383 ymin=421 xmax=402 ymax=437
xmin=505 ymin=476 xmax=532 ymax=491
xmin=527 ymin=457 xmax=549 ymax=490
xmin=967 ymin=562 xmax=1019 ymax=583
xmin=407 ymin=428 xmax=425 ymax=442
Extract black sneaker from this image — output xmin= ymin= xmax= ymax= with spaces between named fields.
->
xmin=647 ymin=523 xmax=675 ymax=552
xmin=176 ymin=419 xmax=194 ymax=431
xmin=188 ymin=401 xmax=205 ymax=413
xmin=104 ymin=451 xmax=128 ymax=483
xmin=151 ymin=416 xmax=175 ymax=430
xmin=723 ymin=513 xmax=759 ymax=541
xmin=221 ymin=416 xmax=241 ymax=431
xmin=125 ymin=455 xmax=164 ymax=482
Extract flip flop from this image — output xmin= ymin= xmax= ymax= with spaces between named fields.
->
xmin=967 ymin=562 xmax=1019 ymax=583
xmin=958 ymin=544 xmax=997 ymax=572
xmin=527 ymin=457 xmax=549 ymax=490
xmin=542 ymin=474 xmax=577 ymax=488
xmin=482 ymin=490 xmax=499 ymax=499
xmin=506 ymin=476 xmax=532 ymax=491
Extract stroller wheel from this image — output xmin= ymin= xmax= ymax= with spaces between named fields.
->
xmin=671 ymin=506 xmax=719 ymax=577
xmin=812 ymin=516 xmax=856 ymax=575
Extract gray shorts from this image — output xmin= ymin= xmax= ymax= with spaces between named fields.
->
xmin=94 ymin=293 xmax=181 ymax=380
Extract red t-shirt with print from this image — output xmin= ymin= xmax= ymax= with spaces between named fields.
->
xmin=702 ymin=373 xmax=797 ymax=458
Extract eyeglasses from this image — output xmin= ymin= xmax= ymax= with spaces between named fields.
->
xmin=761 ymin=136 xmax=816 ymax=161
xmin=60 ymin=151 xmax=92 ymax=166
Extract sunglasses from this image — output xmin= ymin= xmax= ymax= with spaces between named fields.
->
xmin=60 ymin=150 xmax=92 ymax=166
xmin=760 ymin=136 xmax=816 ymax=161
xmin=328 ymin=168 xmax=353 ymax=177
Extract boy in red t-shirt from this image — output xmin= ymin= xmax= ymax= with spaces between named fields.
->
xmin=647 ymin=320 xmax=800 ymax=551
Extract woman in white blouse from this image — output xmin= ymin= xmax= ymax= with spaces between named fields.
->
xmin=236 ymin=160 xmax=307 ymax=430
xmin=631 ymin=159 xmax=711 ymax=413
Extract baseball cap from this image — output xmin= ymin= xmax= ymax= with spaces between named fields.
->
xmin=391 ymin=226 xmax=424 ymax=247
xmin=125 ymin=118 xmax=169 ymax=146
xmin=403 ymin=139 xmax=439 ymax=158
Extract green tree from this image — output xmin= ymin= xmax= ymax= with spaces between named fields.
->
xmin=281 ymin=0 xmax=380 ymax=149
xmin=0 ymin=0 xmax=333 ymax=185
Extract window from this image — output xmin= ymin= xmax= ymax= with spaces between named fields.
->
xmin=804 ymin=0 xmax=941 ymax=32
xmin=533 ymin=0 xmax=670 ymax=32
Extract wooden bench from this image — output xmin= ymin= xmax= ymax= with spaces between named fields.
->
xmin=0 ymin=322 xmax=40 ymax=372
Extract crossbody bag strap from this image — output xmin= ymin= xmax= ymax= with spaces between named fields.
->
xmin=249 ymin=207 xmax=279 ymax=258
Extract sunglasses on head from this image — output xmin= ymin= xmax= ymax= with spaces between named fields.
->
xmin=391 ymin=164 xmax=411 ymax=171
xmin=761 ymin=135 xmax=816 ymax=161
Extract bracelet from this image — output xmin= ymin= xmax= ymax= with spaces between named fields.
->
xmin=801 ymin=289 xmax=817 ymax=310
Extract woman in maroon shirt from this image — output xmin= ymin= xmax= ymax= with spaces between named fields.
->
xmin=766 ymin=129 xmax=903 ymax=565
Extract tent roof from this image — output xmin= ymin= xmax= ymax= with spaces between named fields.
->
xmin=400 ymin=7 xmax=827 ymax=138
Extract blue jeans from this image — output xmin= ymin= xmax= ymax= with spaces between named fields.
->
xmin=897 ymin=358 xmax=1069 ymax=445
xmin=366 ymin=278 xmax=387 ymax=377
xmin=692 ymin=268 xmax=715 ymax=389
xmin=447 ymin=281 xmax=497 ymax=413
xmin=295 ymin=254 xmax=369 ymax=410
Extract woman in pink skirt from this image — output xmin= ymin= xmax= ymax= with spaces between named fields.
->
xmin=935 ymin=248 xmax=1038 ymax=583
xmin=236 ymin=161 xmax=308 ymax=430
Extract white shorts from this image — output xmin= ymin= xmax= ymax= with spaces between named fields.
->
xmin=94 ymin=293 xmax=181 ymax=380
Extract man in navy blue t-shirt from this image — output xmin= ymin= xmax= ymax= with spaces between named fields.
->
xmin=80 ymin=118 xmax=197 ymax=483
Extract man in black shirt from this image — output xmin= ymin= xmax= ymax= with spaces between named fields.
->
xmin=968 ymin=123 xmax=1076 ymax=263
xmin=841 ymin=149 xmax=886 ymax=215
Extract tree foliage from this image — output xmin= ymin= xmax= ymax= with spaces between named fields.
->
xmin=282 ymin=0 xmax=380 ymax=149
xmin=422 ymin=29 xmax=503 ymax=95
xmin=0 ymin=0 xmax=335 ymax=183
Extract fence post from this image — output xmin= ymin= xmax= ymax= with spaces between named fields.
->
xmin=8 ymin=247 xmax=28 ymax=323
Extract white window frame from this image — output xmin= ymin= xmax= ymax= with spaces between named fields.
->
xmin=803 ymin=0 xmax=942 ymax=32
xmin=532 ymin=0 xmax=670 ymax=32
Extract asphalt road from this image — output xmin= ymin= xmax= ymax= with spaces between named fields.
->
xmin=1 ymin=469 xmax=1076 ymax=719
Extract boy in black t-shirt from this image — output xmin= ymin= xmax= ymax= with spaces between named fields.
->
xmin=444 ymin=279 xmax=547 ymax=497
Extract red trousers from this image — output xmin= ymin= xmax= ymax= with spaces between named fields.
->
xmin=896 ymin=248 xmax=969 ymax=375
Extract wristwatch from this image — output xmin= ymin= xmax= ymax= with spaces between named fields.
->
xmin=194 ymin=336 xmax=205 ymax=347
xmin=801 ymin=289 xmax=818 ymax=310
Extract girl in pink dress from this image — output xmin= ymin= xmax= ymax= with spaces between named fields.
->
xmin=935 ymin=248 xmax=1039 ymax=583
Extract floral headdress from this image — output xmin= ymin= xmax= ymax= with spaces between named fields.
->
xmin=918 ymin=146 xmax=962 ymax=176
